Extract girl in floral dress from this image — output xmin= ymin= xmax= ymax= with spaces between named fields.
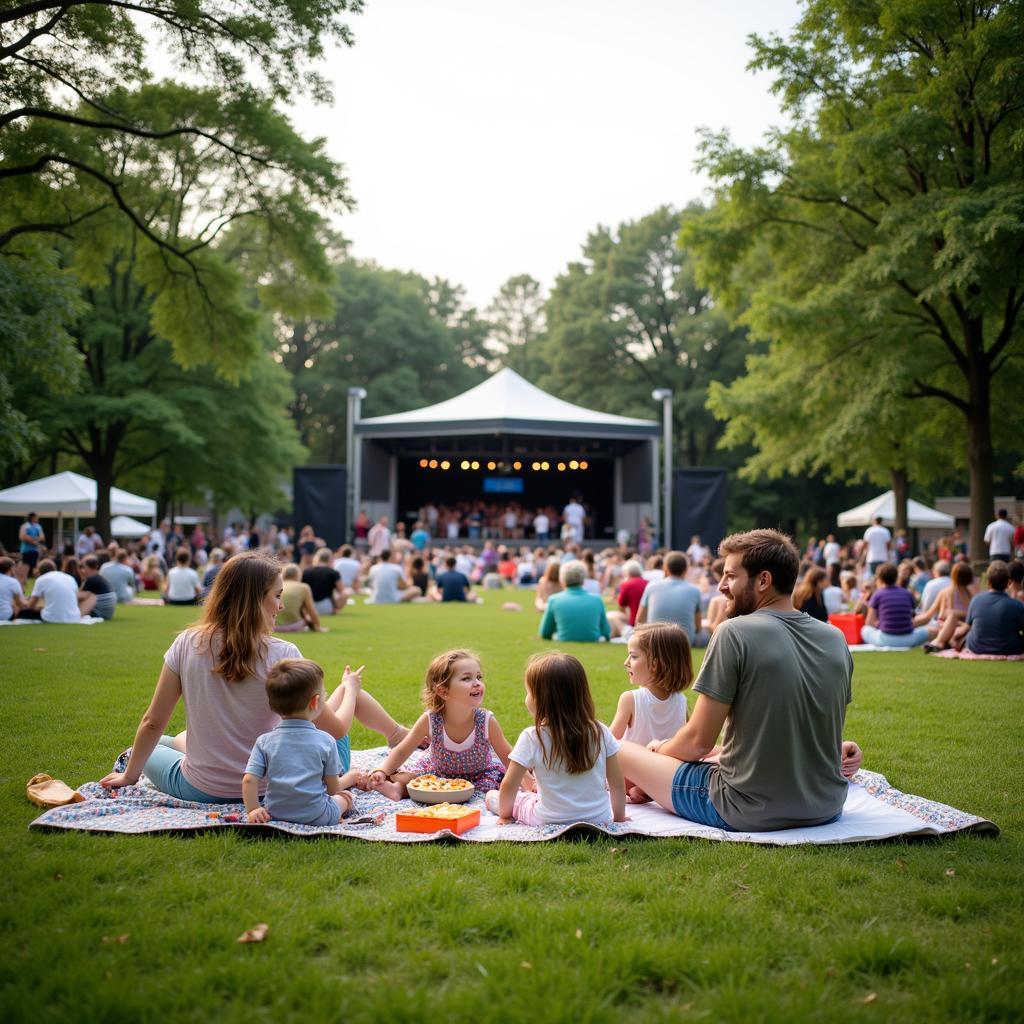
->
xmin=363 ymin=649 xmax=512 ymax=800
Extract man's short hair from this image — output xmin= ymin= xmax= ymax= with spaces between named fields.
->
xmin=266 ymin=658 xmax=324 ymax=715
xmin=445 ymin=556 xmax=457 ymax=569
xmin=116 ymin=549 xmax=129 ymax=562
xmin=380 ymin=549 xmax=392 ymax=562
xmin=176 ymin=550 xmax=190 ymax=565
xmin=935 ymin=559 xmax=951 ymax=577
xmin=1008 ymin=559 xmax=1023 ymax=586
xmin=0 ymin=557 xmax=13 ymax=574
xmin=282 ymin=563 xmax=301 ymax=580
xmin=82 ymin=555 xmax=100 ymax=570
xmin=340 ymin=546 xmax=353 ymax=558
xmin=316 ymin=547 xmax=332 ymax=563
xmin=622 ymin=559 xmax=643 ymax=578
xmin=664 ymin=551 xmax=688 ymax=577
xmin=718 ymin=529 xmax=800 ymax=595
xmin=873 ymin=516 xmax=883 ymax=524
xmin=987 ymin=561 xmax=1010 ymax=591
xmin=997 ymin=508 xmax=1008 ymax=518
xmin=559 ymin=560 xmax=587 ymax=588
xmin=37 ymin=559 xmax=55 ymax=575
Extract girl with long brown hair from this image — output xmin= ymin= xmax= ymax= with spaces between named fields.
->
xmin=487 ymin=652 xmax=627 ymax=826
xmin=792 ymin=567 xmax=829 ymax=622
xmin=101 ymin=552 xmax=405 ymax=803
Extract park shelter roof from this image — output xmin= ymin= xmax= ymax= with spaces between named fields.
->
xmin=355 ymin=368 xmax=660 ymax=440
xmin=0 ymin=471 xmax=156 ymax=518
xmin=836 ymin=491 xmax=955 ymax=530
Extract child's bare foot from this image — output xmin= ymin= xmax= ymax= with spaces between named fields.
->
xmin=627 ymin=785 xmax=652 ymax=803
xmin=485 ymin=790 xmax=500 ymax=815
xmin=331 ymin=792 xmax=355 ymax=816
xmin=365 ymin=775 xmax=406 ymax=801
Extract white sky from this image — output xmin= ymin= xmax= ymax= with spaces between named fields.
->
xmin=287 ymin=0 xmax=803 ymax=310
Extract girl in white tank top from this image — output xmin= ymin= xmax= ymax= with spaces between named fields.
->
xmin=609 ymin=623 xmax=694 ymax=801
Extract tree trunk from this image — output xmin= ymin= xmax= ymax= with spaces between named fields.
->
xmin=93 ymin=460 xmax=114 ymax=542
xmin=966 ymin=360 xmax=993 ymax=567
xmin=891 ymin=466 xmax=908 ymax=536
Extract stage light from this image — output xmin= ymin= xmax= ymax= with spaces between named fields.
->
xmin=513 ymin=461 xmax=522 ymax=470
xmin=460 ymin=460 xmax=470 ymax=470
xmin=541 ymin=461 xmax=550 ymax=471
xmin=471 ymin=461 xmax=480 ymax=470
xmin=440 ymin=460 xmax=450 ymax=470
xmin=487 ymin=461 xmax=496 ymax=470
xmin=579 ymin=461 xmax=588 ymax=470
xmin=531 ymin=461 xmax=540 ymax=471
xmin=569 ymin=460 xmax=579 ymax=470
xmin=557 ymin=462 xmax=566 ymax=472
xmin=419 ymin=459 xmax=428 ymax=468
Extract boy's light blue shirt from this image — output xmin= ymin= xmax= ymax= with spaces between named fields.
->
xmin=245 ymin=719 xmax=341 ymax=825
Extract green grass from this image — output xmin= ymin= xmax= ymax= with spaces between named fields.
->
xmin=1 ymin=596 xmax=1021 ymax=1023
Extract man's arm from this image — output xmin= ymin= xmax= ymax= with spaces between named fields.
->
xmin=652 ymin=693 xmax=730 ymax=762
xmin=539 ymin=600 xmax=556 ymax=639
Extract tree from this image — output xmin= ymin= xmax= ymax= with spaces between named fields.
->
xmin=540 ymin=206 xmax=751 ymax=467
xmin=681 ymin=0 xmax=1024 ymax=558
xmin=1 ymin=0 xmax=360 ymax=259
xmin=280 ymin=261 xmax=486 ymax=462
xmin=486 ymin=274 xmax=546 ymax=379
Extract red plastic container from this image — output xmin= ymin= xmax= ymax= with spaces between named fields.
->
xmin=828 ymin=613 xmax=865 ymax=645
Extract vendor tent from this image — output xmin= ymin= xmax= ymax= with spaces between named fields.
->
xmin=110 ymin=515 xmax=152 ymax=538
xmin=0 ymin=471 xmax=156 ymax=519
xmin=837 ymin=491 xmax=955 ymax=530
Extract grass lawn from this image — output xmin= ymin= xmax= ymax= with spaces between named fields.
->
xmin=1 ymin=595 xmax=1021 ymax=1022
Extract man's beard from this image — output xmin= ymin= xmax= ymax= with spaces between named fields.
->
xmin=726 ymin=581 xmax=758 ymax=618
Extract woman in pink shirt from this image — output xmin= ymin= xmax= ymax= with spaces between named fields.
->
xmin=100 ymin=552 xmax=405 ymax=802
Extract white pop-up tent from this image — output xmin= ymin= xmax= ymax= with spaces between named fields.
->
xmin=110 ymin=515 xmax=152 ymax=538
xmin=0 ymin=471 xmax=156 ymax=545
xmin=837 ymin=490 xmax=955 ymax=530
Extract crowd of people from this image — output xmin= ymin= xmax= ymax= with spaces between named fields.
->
xmin=10 ymin=500 xmax=1023 ymax=832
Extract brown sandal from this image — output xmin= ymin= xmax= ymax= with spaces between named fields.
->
xmin=26 ymin=773 xmax=86 ymax=808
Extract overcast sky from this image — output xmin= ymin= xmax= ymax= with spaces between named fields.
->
xmin=287 ymin=0 xmax=803 ymax=309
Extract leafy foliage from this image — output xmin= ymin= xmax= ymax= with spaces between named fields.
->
xmin=682 ymin=0 xmax=1024 ymax=552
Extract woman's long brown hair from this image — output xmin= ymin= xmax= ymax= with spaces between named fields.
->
xmin=525 ymin=653 xmax=600 ymax=774
xmin=193 ymin=551 xmax=280 ymax=683
xmin=792 ymin=566 xmax=827 ymax=610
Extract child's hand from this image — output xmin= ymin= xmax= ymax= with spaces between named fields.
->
xmin=646 ymin=739 xmax=664 ymax=753
xmin=342 ymin=664 xmax=364 ymax=689
xmin=365 ymin=770 xmax=388 ymax=789
xmin=496 ymin=816 xmax=514 ymax=826
xmin=247 ymin=807 xmax=270 ymax=824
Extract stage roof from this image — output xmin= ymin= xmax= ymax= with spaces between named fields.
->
xmin=355 ymin=368 xmax=660 ymax=440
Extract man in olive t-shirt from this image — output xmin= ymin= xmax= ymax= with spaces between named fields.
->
xmin=617 ymin=528 xmax=859 ymax=832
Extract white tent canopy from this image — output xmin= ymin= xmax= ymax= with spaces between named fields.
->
xmin=0 ymin=471 xmax=156 ymax=518
xmin=110 ymin=515 xmax=152 ymax=538
xmin=837 ymin=491 xmax=955 ymax=530
xmin=356 ymin=367 xmax=659 ymax=439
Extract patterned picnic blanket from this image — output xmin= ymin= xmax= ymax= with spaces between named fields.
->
xmin=28 ymin=748 xmax=998 ymax=845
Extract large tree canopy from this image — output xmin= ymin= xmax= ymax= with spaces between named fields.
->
xmin=682 ymin=0 xmax=1024 ymax=556
xmin=540 ymin=205 xmax=750 ymax=468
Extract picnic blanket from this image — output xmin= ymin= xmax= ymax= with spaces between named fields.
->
xmin=29 ymin=748 xmax=998 ymax=845
xmin=0 ymin=616 xmax=105 ymax=625
xmin=847 ymin=644 xmax=914 ymax=653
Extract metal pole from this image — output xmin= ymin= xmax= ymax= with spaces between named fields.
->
xmin=652 ymin=388 xmax=673 ymax=550
xmin=346 ymin=387 xmax=366 ymax=541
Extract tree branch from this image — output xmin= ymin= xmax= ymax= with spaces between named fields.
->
xmin=905 ymin=378 xmax=969 ymax=413
xmin=0 ymin=203 xmax=109 ymax=247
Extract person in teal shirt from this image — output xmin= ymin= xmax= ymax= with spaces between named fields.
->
xmin=539 ymin=560 xmax=610 ymax=642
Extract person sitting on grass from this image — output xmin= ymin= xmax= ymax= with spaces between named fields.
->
xmin=275 ymin=563 xmax=326 ymax=633
xmin=0 ymin=557 xmax=26 ymax=621
xmin=615 ymin=530 xmax=862 ymax=831
xmin=366 ymin=549 xmax=420 ymax=604
xmin=243 ymin=658 xmax=360 ymax=825
xmin=861 ymin=563 xmax=930 ymax=648
xmin=100 ymin=548 xmax=137 ymax=603
xmin=941 ymin=561 xmax=1024 ymax=657
xmin=916 ymin=562 xmax=976 ymax=652
xmin=16 ymin=559 xmax=95 ymax=622
xmin=431 ymin=555 xmax=479 ymax=603
xmin=163 ymin=549 xmax=202 ymax=606
xmin=100 ymin=552 xmax=411 ymax=803
xmin=539 ymin=560 xmax=610 ymax=643
xmin=79 ymin=555 xmax=117 ymax=620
